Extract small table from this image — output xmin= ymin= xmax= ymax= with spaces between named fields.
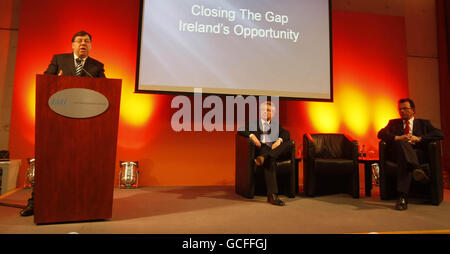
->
xmin=358 ymin=158 xmax=379 ymax=197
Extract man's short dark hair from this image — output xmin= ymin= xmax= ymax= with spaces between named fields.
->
xmin=398 ymin=98 xmax=415 ymax=109
xmin=71 ymin=31 xmax=92 ymax=42
xmin=260 ymin=100 xmax=276 ymax=110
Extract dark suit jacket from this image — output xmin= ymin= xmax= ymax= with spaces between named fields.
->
xmin=237 ymin=121 xmax=290 ymax=142
xmin=44 ymin=53 xmax=106 ymax=78
xmin=377 ymin=118 xmax=443 ymax=146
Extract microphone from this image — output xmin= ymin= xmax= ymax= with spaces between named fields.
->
xmin=82 ymin=68 xmax=94 ymax=78
xmin=76 ymin=58 xmax=94 ymax=77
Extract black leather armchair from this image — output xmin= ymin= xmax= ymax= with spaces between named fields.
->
xmin=303 ymin=133 xmax=359 ymax=198
xmin=379 ymin=140 xmax=443 ymax=205
xmin=235 ymin=134 xmax=297 ymax=199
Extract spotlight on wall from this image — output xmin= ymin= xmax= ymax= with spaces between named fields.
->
xmin=24 ymin=158 xmax=35 ymax=189
xmin=119 ymin=161 xmax=139 ymax=189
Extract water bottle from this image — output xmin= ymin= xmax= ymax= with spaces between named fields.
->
xmin=360 ymin=144 xmax=367 ymax=158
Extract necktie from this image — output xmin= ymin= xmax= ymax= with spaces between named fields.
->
xmin=261 ymin=122 xmax=273 ymax=146
xmin=404 ymin=120 xmax=410 ymax=135
xmin=75 ymin=58 xmax=83 ymax=76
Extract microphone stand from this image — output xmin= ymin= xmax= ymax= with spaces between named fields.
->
xmin=82 ymin=68 xmax=94 ymax=78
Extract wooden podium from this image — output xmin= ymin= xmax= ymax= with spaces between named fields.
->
xmin=34 ymin=74 xmax=121 ymax=224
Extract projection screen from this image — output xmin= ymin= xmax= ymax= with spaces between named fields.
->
xmin=136 ymin=0 xmax=332 ymax=100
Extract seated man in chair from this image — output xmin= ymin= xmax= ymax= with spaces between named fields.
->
xmin=377 ymin=98 xmax=443 ymax=210
xmin=237 ymin=101 xmax=292 ymax=206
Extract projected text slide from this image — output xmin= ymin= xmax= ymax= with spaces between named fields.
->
xmin=137 ymin=0 xmax=331 ymax=99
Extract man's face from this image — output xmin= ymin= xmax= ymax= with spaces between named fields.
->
xmin=260 ymin=103 xmax=275 ymax=122
xmin=398 ymin=101 xmax=415 ymax=120
xmin=72 ymin=35 xmax=91 ymax=58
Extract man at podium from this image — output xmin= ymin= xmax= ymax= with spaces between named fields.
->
xmin=20 ymin=30 xmax=106 ymax=217
xmin=44 ymin=30 xmax=105 ymax=78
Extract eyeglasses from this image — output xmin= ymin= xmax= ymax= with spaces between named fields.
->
xmin=73 ymin=39 xmax=91 ymax=44
xmin=398 ymin=107 xmax=412 ymax=111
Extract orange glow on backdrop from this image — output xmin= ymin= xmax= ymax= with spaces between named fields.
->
xmin=25 ymin=81 xmax=35 ymax=124
xmin=336 ymin=84 xmax=370 ymax=136
xmin=373 ymin=97 xmax=399 ymax=132
xmin=304 ymin=11 xmax=409 ymax=153
xmin=307 ymin=102 xmax=340 ymax=133
xmin=120 ymin=86 xmax=155 ymax=127
xmin=106 ymin=65 xmax=156 ymax=128
xmin=9 ymin=3 xmax=409 ymax=186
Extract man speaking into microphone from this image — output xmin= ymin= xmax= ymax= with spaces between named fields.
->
xmin=44 ymin=30 xmax=106 ymax=78
xmin=20 ymin=30 xmax=105 ymax=217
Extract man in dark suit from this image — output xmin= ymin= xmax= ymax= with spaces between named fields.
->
xmin=20 ymin=31 xmax=106 ymax=217
xmin=44 ymin=30 xmax=105 ymax=78
xmin=377 ymin=98 xmax=443 ymax=210
xmin=238 ymin=101 xmax=293 ymax=206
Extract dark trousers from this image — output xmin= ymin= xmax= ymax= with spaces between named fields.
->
xmin=393 ymin=140 xmax=426 ymax=195
xmin=28 ymin=184 xmax=34 ymax=208
xmin=257 ymin=141 xmax=293 ymax=196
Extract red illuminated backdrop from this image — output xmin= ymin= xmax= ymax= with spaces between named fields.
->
xmin=10 ymin=0 xmax=409 ymax=188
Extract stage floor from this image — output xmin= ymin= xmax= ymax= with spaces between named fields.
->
xmin=1 ymin=186 xmax=450 ymax=234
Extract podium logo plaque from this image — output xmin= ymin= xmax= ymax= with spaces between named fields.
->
xmin=48 ymin=88 xmax=109 ymax=118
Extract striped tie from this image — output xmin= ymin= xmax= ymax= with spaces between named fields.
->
xmin=75 ymin=58 xmax=83 ymax=76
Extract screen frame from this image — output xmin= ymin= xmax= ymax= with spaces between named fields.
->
xmin=134 ymin=0 xmax=333 ymax=102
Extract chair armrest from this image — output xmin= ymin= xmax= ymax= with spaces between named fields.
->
xmin=342 ymin=134 xmax=359 ymax=160
xmin=427 ymin=140 xmax=444 ymax=205
xmin=427 ymin=141 xmax=442 ymax=177
xmin=276 ymin=139 xmax=296 ymax=165
xmin=427 ymin=141 xmax=440 ymax=158
xmin=379 ymin=141 xmax=387 ymax=162
xmin=289 ymin=139 xmax=296 ymax=161
xmin=344 ymin=134 xmax=357 ymax=143
xmin=236 ymin=134 xmax=255 ymax=165
xmin=303 ymin=133 xmax=315 ymax=159
xmin=277 ymin=139 xmax=296 ymax=162
xmin=235 ymin=134 xmax=257 ymax=198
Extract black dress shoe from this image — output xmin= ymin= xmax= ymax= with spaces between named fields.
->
xmin=395 ymin=196 xmax=408 ymax=211
xmin=267 ymin=194 xmax=285 ymax=206
xmin=20 ymin=206 xmax=34 ymax=216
